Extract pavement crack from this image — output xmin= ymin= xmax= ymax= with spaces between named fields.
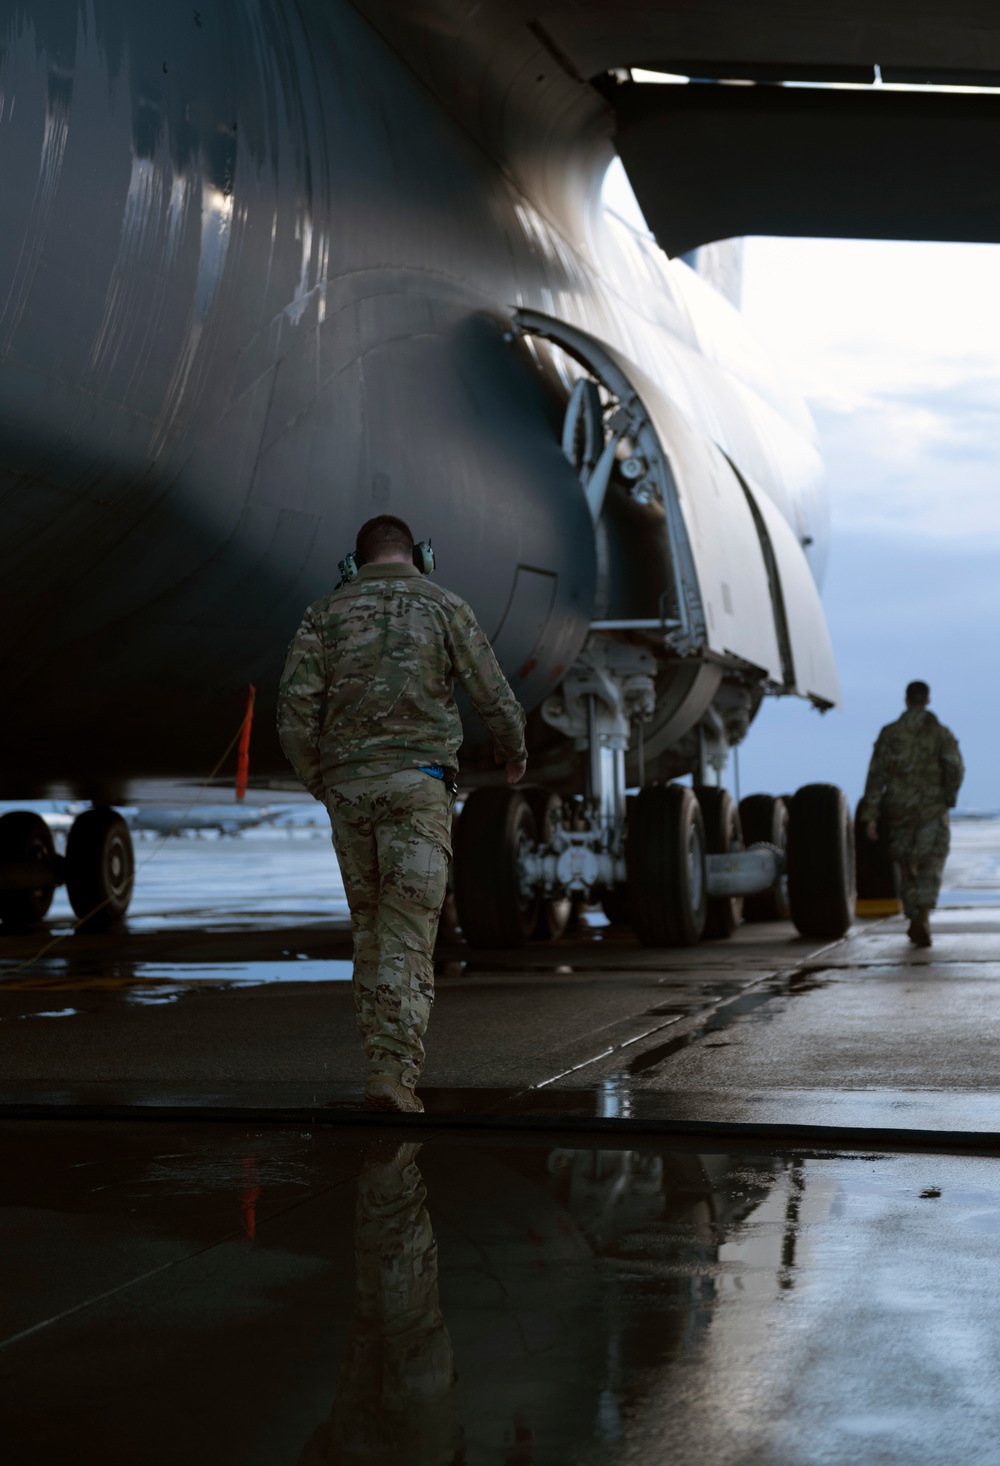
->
xmin=519 ymin=940 xmax=852 ymax=1099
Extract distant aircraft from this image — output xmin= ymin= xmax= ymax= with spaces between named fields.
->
xmin=0 ymin=0 xmax=852 ymax=944
xmin=125 ymin=807 xmax=285 ymax=838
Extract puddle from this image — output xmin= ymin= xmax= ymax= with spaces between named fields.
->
xmin=4 ymin=1128 xmax=999 ymax=1463
xmin=17 ymin=1008 xmax=79 ymax=1020
xmin=0 ymin=958 xmax=356 ymax=994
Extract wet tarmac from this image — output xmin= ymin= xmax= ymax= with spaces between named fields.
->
xmin=2 ymin=820 xmax=1000 ymax=1460
xmin=4 ymin=1122 xmax=1000 ymax=1464
xmin=2 ymin=901 xmax=1000 ymax=1143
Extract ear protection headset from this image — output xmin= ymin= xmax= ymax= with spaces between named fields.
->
xmin=412 ymin=539 xmax=435 ymax=574
xmin=337 ymin=539 xmax=435 ymax=587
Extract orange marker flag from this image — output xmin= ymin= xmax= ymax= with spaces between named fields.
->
xmin=235 ymin=685 xmax=256 ymax=802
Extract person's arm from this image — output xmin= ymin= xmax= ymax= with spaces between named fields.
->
xmin=859 ymin=730 xmax=889 ymax=835
xmin=276 ymin=607 xmax=327 ymax=799
xmin=447 ymin=601 xmax=527 ymax=779
xmin=940 ymin=729 xmax=965 ymax=808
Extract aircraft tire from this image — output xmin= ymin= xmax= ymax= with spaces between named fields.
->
xmin=524 ymin=789 xmax=572 ymax=941
xmin=854 ymin=803 xmax=896 ymax=900
xmin=601 ymin=793 xmax=636 ymax=927
xmin=787 ymin=784 xmax=855 ymax=939
xmin=453 ymin=788 xmax=539 ymax=948
xmin=695 ymin=786 xmax=743 ymax=939
xmin=65 ymin=808 xmax=135 ymax=926
xmin=626 ymin=785 xmax=707 ymax=947
xmin=0 ymin=811 xmax=56 ymax=930
xmin=739 ymin=794 xmax=791 ymax=921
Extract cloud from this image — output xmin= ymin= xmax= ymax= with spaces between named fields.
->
xmin=736 ymin=238 xmax=1000 ymax=808
xmin=812 ymin=382 xmax=1000 ymax=541
xmin=738 ymin=527 xmax=1000 ymax=809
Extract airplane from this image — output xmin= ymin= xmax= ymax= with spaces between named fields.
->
xmin=125 ymin=804 xmax=288 ymax=837
xmin=0 ymin=0 xmax=869 ymax=945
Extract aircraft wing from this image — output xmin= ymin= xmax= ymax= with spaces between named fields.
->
xmin=356 ymin=1 xmax=1000 ymax=254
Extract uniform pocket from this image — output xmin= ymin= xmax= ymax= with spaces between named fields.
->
xmin=374 ymin=773 xmax=454 ymax=911
xmin=408 ymin=815 xmax=450 ymax=910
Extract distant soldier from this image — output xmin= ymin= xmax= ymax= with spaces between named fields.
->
xmin=860 ymin=681 xmax=964 ymax=948
xmin=277 ymin=515 xmax=527 ymax=1113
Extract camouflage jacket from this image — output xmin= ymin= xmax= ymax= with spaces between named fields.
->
xmin=277 ymin=563 xmax=527 ymax=795
xmin=859 ymin=707 xmax=964 ymax=824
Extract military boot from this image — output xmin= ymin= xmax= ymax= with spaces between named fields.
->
xmin=907 ymin=910 xmax=932 ymax=948
xmin=364 ymin=1073 xmax=425 ymax=1114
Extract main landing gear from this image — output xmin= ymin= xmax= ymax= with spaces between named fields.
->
xmin=0 ymin=806 xmax=134 ymax=933
xmin=453 ymin=779 xmax=855 ymax=950
xmin=452 ymin=631 xmax=855 ymax=949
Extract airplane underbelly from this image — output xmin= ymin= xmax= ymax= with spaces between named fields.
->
xmin=0 ymin=0 xmax=829 ymax=799
xmin=0 ymin=0 xmax=606 ymax=791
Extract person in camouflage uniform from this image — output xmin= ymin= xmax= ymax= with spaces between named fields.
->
xmin=860 ymin=680 xmax=964 ymax=948
xmin=299 ymin=1141 xmax=459 ymax=1465
xmin=277 ymin=515 xmax=527 ymax=1113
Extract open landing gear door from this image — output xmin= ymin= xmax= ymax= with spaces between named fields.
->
xmin=739 ymin=477 xmax=841 ymax=709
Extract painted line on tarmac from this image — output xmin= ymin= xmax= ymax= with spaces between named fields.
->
xmin=528 ymin=931 xmax=850 ymax=1092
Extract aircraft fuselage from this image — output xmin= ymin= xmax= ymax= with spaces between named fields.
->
xmin=0 ymin=0 xmax=829 ymax=799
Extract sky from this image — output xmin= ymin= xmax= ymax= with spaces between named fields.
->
xmin=603 ymin=158 xmax=1000 ymax=810
xmin=737 ymin=237 xmax=1000 ymax=812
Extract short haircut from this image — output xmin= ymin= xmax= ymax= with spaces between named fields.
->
xmin=356 ymin=515 xmax=414 ymax=562
xmin=906 ymin=680 xmax=930 ymax=706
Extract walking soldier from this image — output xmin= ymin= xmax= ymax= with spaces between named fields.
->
xmin=277 ymin=515 xmax=527 ymax=1111
xmin=860 ymin=680 xmax=964 ymax=947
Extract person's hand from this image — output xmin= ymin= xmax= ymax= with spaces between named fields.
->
xmin=866 ymin=820 xmax=879 ymax=843
xmin=495 ymin=748 xmax=527 ymax=785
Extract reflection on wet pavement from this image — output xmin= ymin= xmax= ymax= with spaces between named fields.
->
xmin=0 ymin=825 xmax=998 ymax=1459
xmin=3 ymin=1122 xmax=1000 ymax=1464
xmin=302 ymin=1141 xmax=458 ymax=1464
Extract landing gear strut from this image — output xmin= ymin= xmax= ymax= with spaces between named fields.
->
xmin=739 ymin=794 xmax=790 ymax=922
xmin=525 ymin=789 xmax=573 ymax=941
xmin=696 ymin=786 xmax=743 ymax=940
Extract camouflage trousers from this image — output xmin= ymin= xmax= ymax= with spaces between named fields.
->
xmin=301 ymin=1143 xmax=457 ymax=1465
xmin=888 ymin=811 xmax=950 ymax=920
xmin=326 ymin=770 xmax=453 ymax=1088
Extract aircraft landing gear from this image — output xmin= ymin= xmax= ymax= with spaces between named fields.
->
xmin=627 ymin=784 xmax=707 ymax=947
xmin=786 ymin=784 xmax=855 ymax=938
xmin=0 ymin=811 xmax=57 ymax=931
xmin=65 ymin=807 xmax=135 ymax=926
xmin=525 ymin=789 xmax=573 ymax=941
xmin=453 ymin=773 xmax=855 ymax=950
xmin=739 ymin=794 xmax=790 ymax=922
xmin=696 ymin=786 xmax=743 ymax=940
xmin=453 ymin=787 xmax=540 ymax=947
xmin=0 ymin=806 xmax=135 ymax=932
xmin=452 ymin=633 xmax=855 ymax=950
